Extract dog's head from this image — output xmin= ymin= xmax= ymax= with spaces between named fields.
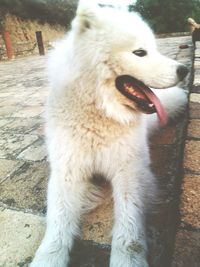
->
xmin=71 ymin=0 xmax=188 ymax=124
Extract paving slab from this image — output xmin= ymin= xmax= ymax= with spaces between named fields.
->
xmin=0 ymin=159 xmax=24 ymax=183
xmin=0 ymin=161 xmax=49 ymax=213
xmin=13 ymin=106 xmax=44 ymax=118
xmin=189 ymin=101 xmax=200 ymax=118
xmin=0 ymin=118 xmax=11 ymax=127
xmin=0 ymin=132 xmax=38 ymax=159
xmin=187 ymin=119 xmax=200 ymax=139
xmin=17 ymin=139 xmax=47 ymax=161
xmin=190 ymin=92 xmax=200 ymax=103
xmin=172 ymin=230 xmax=200 ymax=267
xmin=184 ymin=140 xmax=200 ymax=172
xmin=1 ymin=118 xmax=42 ymax=134
xmin=179 ymin=174 xmax=200 ymax=228
xmin=0 ymin=208 xmax=45 ymax=267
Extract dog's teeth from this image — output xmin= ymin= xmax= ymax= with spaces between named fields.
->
xmin=149 ymin=103 xmax=154 ymax=107
xmin=135 ymin=93 xmax=141 ymax=97
xmin=125 ymin=84 xmax=147 ymax=100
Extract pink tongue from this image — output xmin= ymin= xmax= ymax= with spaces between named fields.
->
xmin=142 ymin=87 xmax=168 ymax=126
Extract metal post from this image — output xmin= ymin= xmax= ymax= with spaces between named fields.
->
xmin=3 ymin=31 xmax=14 ymax=60
xmin=35 ymin=31 xmax=45 ymax=55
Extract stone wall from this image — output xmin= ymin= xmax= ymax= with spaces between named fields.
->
xmin=0 ymin=14 xmax=66 ymax=60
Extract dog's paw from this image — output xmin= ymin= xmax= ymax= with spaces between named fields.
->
xmin=30 ymin=248 xmax=69 ymax=267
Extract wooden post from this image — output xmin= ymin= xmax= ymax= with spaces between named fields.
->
xmin=36 ymin=31 xmax=45 ymax=55
xmin=3 ymin=31 xmax=14 ymax=60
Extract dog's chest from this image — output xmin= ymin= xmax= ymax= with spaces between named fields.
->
xmin=48 ymin=99 xmax=139 ymax=151
xmin=71 ymin=106 xmax=134 ymax=150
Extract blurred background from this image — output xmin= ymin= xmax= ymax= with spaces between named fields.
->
xmin=0 ymin=0 xmax=200 ymax=33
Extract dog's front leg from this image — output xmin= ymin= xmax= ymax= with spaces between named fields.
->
xmin=30 ymin=169 xmax=90 ymax=267
xmin=110 ymin=165 xmax=151 ymax=267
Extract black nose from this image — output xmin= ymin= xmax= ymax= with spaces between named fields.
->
xmin=177 ymin=65 xmax=189 ymax=80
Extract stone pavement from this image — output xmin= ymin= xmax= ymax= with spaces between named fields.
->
xmin=172 ymin=42 xmax=200 ymax=267
xmin=0 ymin=36 xmax=196 ymax=267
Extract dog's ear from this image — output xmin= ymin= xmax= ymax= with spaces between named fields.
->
xmin=72 ymin=0 xmax=99 ymax=33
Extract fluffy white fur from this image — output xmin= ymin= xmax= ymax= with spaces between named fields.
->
xmin=30 ymin=1 xmax=188 ymax=267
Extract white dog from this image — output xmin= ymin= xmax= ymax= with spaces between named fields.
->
xmin=30 ymin=1 xmax=188 ymax=267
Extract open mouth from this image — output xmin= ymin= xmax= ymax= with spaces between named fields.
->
xmin=115 ymin=75 xmax=167 ymax=125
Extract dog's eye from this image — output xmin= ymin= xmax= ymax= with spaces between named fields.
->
xmin=133 ymin=49 xmax=147 ymax=57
